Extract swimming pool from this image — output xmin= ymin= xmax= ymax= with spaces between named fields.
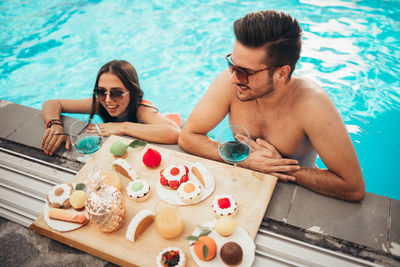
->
xmin=1 ymin=0 xmax=399 ymax=200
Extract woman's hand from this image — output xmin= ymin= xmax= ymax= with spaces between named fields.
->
xmin=238 ymin=137 xmax=301 ymax=182
xmin=41 ymin=125 xmax=70 ymax=156
xmin=86 ymin=122 xmax=124 ymax=137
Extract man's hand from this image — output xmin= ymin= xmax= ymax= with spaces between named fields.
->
xmin=238 ymin=136 xmax=300 ymax=182
xmin=86 ymin=123 xmax=123 ymax=137
xmin=41 ymin=125 xmax=70 ymax=156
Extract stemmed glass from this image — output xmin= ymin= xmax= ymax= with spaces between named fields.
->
xmin=70 ymin=118 xmax=103 ymax=154
xmin=218 ymin=124 xmax=251 ymax=191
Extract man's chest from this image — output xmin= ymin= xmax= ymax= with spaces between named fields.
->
xmin=229 ymin=110 xmax=307 ymax=157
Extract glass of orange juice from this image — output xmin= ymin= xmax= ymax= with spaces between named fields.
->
xmin=155 ymin=200 xmax=184 ymax=239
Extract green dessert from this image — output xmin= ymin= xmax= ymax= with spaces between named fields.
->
xmin=110 ymin=141 xmax=128 ymax=157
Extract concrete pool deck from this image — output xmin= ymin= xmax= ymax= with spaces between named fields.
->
xmin=0 ymin=99 xmax=399 ymax=266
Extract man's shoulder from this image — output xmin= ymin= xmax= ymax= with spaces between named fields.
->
xmin=292 ymin=76 xmax=331 ymax=103
xmin=291 ymin=77 xmax=337 ymax=116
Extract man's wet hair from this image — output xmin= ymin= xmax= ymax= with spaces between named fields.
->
xmin=234 ymin=10 xmax=302 ymax=79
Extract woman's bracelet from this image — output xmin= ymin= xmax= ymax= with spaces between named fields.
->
xmin=46 ymin=119 xmax=64 ymax=129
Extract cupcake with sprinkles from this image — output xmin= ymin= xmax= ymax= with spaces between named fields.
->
xmin=177 ymin=181 xmax=202 ymax=204
xmin=47 ymin=183 xmax=74 ymax=209
xmin=212 ymin=194 xmax=238 ymax=217
xmin=126 ymin=179 xmax=151 ymax=202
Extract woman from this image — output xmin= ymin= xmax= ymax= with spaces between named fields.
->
xmin=41 ymin=60 xmax=180 ymax=156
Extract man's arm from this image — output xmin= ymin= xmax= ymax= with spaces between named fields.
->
xmin=290 ymin=91 xmax=365 ymax=201
xmin=179 ymin=70 xmax=233 ymax=160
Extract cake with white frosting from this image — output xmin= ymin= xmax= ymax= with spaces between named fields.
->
xmin=112 ymin=158 xmax=138 ymax=181
xmin=126 ymin=209 xmax=155 ymax=242
xmin=126 ymin=179 xmax=151 ymax=202
xmin=47 ymin=183 xmax=74 ymax=209
xmin=177 ymin=181 xmax=202 ymax=204
xmin=212 ymin=194 xmax=238 ymax=217
xmin=156 ymin=247 xmax=185 ymax=267
xmin=159 ymin=165 xmax=189 ymax=190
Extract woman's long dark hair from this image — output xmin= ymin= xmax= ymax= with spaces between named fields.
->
xmin=89 ymin=60 xmax=144 ymax=123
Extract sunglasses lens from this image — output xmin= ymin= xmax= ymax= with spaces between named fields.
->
xmin=233 ymin=67 xmax=248 ymax=84
xmin=109 ymin=91 xmax=124 ymax=102
xmin=95 ymin=89 xmax=106 ymax=101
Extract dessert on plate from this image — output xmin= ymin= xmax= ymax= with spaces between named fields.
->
xmin=189 ymin=162 xmax=211 ymax=188
xmin=212 ymin=194 xmax=238 ymax=217
xmin=126 ymin=179 xmax=151 ymax=202
xmin=47 ymin=183 xmax=74 ymax=209
xmin=143 ymin=148 xmax=162 ymax=168
xmin=112 ymin=158 xmax=138 ymax=181
xmin=126 ymin=209 xmax=155 ymax=242
xmin=220 ymin=241 xmax=243 ymax=266
xmin=156 ymin=247 xmax=185 ymax=267
xmin=193 ymin=236 xmax=217 ymax=261
xmin=160 ymin=165 xmax=189 ymax=190
xmin=69 ymin=190 xmax=87 ymax=210
xmin=215 ymin=216 xmax=238 ymax=237
xmin=177 ymin=181 xmax=202 ymax=204
xmin=48 ymin=208 xmax=88 ymax=224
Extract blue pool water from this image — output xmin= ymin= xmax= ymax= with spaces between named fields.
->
xmin=1 ymin=0 xmax=399 ymax=200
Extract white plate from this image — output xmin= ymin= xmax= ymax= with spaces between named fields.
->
xmin=156 ymin=163 xmax=215 ymax=206
xmin=43 ymin=183 xmax=89 ymax=232
xmin=189 ymin=221 xmax=255 ymax=267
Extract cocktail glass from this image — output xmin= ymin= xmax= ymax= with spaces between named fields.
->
xmin=70 ymin=119 xmax=103 ymax=154
xmin=218 ymin=124 xmax=251 ymax=192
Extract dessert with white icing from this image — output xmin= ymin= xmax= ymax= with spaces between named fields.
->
xmin=126 ymin=209 xmax=155 ymax=242
xmin=160 ymin=165 xmax=189 ymax=190
xmin=126 ymin=179 xmax=151 ymax=202
xmin=177 ymin=181 xmax=202 ymax=204
xmin=112 ymin=158 xmax=138 ymax=181
xmin=212 ymin=194 xmax=238 ymax=217
xmin=156 ymin=247 xmax=185 ymax=267
xmin=47 ymin=183 xmax=74 ymax=209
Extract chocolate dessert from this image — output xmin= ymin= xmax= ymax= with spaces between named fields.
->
xmin=220 ymin=241 xmax=243 ymax=266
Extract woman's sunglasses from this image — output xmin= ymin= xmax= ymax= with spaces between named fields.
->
xmin=226 ymin=53 xmax=272 ymax=84
xmin=94 ymin=88 xmax=130 ymax=102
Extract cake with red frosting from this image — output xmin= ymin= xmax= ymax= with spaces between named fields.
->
xmin=159 ymin=165 xmax=189 ymax=190
xmin=143 ymin=148 xmax=162 ymax=168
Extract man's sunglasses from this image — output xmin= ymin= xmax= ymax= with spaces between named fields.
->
xmin=226 ymin=53 xmax=271 ymax=84
xmin=94 ymin=88 xmax=130 ymax=102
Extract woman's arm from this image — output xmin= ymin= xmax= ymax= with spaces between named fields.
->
xmin=91 ymin=105 xmax=180 ymax=144
xmin=41 ymin=98 xmax=92 ymax=155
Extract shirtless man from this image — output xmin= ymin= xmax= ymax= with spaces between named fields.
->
xmin=179 ymin=10 xmax=365 ymax=201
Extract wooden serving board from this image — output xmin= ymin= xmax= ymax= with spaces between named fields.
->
xmin=30 ymin=135 xmax=277 ymax=267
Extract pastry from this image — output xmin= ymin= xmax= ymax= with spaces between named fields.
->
xmin=160 ymin=165 xmax=189 ymax=190
xmin=112 ymin=158 xmax=138 ymax=181
xmin=156 ymin=247 xmax=185 ymax=267
xmin=177 ymin=181 xmax=202 ymax=204
xmin=212 ymin=194 xmax=237 ymax=217
xmin=48 ymin=208 xmax=88 ymax=224
xmin=126 ymin=180 xmax=151 ymax=202
xmin=220 ymin=242 xmax=243 ymax=266
xmin=143 ymin=148 xmax=162 ymax=168
xmin=110 ymin=140 xmax=128 ymax=158
xmin=193 ymin=236 xmax=217 ymax=261
xmin=47 ymin=183 xmax=74 ymax=209
xmin=215 ymin=216 xmax=238 ymax=237
xmin=69 ymin=190 xmax=87 ymax=210
xmin=189 ymin=162 xmax=210 ymax=187
xmin=101 ymin=171 xmax=122 ymax=191
xmin=126 ymin=209 xmax=155 ymax=242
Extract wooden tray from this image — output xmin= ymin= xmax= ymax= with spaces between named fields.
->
xmin=30 ymin=135 xmax=277 ymax=267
